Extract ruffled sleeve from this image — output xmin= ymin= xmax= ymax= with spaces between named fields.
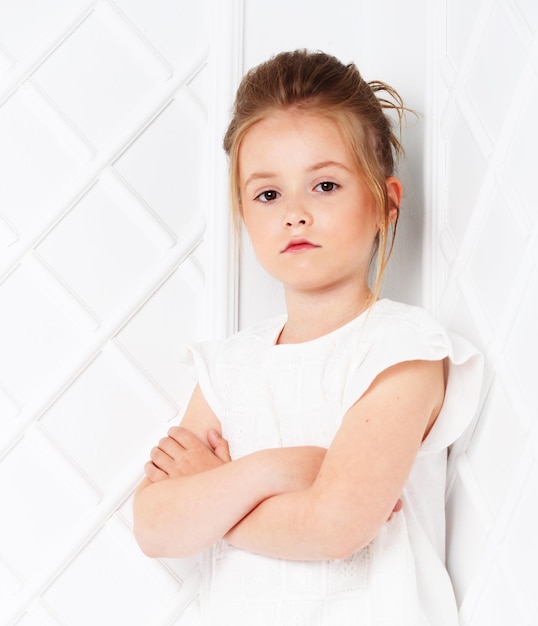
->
xmin=420 ymin=331 xmax=483 ymax=453
xmin=178 ymin=341 xmax=225 ymax=418
xmin=342 ymin=302 xmax=483 ymax=454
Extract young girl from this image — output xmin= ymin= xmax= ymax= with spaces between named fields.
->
xmin=134 ymin=50 xmax=483 ymax=625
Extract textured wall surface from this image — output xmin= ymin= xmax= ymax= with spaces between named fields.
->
xmin=0 ymin=1 xmax=238 ymax=623
xmin=0 ymin=1 xmax=536 ymax=625
xmin=434 ymin=1 xmax=538 ymax=624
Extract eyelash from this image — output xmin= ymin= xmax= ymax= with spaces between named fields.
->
xmin=315 ymin=181 xmax=338 ymax=193
xmin=255 ymin=181 xmax=339 ymax=203
xmin=255 ymin=190 xmax=280 ymax=203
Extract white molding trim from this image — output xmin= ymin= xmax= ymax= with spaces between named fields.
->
xmin=204 ymin=0 xmax=244 ymax=339
xmin=422 ymin=0 xmax=446 ymax=317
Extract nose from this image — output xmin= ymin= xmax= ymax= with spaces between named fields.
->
xmin=282 ymin=198 xmax=311 ymax=228
xmin=284 ymin=216 xmax=306 ymax=227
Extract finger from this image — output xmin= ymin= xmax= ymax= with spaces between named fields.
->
xmin=207 ymin=429 xmax=231 ymax=462
xmin=156 ymin=435 xmax=184 ymax=458
xmin=144 ymin=460 xmax=168 ymax=482
xmin=150 ymin=446 xmax=174 ymax=472
xmin=168 ymin=426 xmax=206 ymax=449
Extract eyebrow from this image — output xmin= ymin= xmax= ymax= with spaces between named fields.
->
xmin=308 ymin=160 xmax=352 ymax=173
xmin=243 ymin=161 xmax=352 ymax=189
xmin=243 ymin=172 xmax=275 ymax=188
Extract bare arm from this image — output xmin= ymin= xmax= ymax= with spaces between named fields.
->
xmin=134 ymin=357 xmax=437 ymax=560
xmin=133 ymin=384 xmax=325 ymax=558
xmin=134 ymin=441 xmax=325 ymax=557
xmin=224 ymin=359 xmax=445 ymax=560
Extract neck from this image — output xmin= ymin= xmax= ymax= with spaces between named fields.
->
xmin=278 ymin=283 xmax=375 ymax=344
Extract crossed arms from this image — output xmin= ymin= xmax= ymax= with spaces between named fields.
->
xmin=133 ymin=358 xmax=445 ymax=561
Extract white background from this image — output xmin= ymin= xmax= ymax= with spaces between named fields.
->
xmin=0 ymin=1 xmax=536 ymax=624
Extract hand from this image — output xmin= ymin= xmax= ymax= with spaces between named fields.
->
xmin=144 ymin=427 xmax=231 ymax=483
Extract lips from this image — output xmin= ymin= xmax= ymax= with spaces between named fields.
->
xmin=281 ymin=238 xmax=321 ymax=253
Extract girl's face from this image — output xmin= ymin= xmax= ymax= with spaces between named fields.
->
xmin=239 ymin=110 xmax=397 ymax=296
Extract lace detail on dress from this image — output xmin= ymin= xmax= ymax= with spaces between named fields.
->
xmin=207 ymin=544 xmax=373 ymax=626
xmin=327 ymin=546 xmax=371 ymax=595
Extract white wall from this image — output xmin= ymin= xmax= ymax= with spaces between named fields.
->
xmin=0 ymin=1 xmax=235 ymax=623
xmin=431 ymin=2 xmax=538 ymax=624
xmin=0 ymin=1 xmax=536 ymax=624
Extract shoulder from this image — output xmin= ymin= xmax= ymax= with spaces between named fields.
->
xmin=185 ymin=315 xmax=286 ymax=365
xmin=367 ymin=299 xmax=482 ymax=370
xmin=369 ymin=299 xmax=445 ymax=332
xmin=361 ymin=299 xmax=448 ymax=357
xmin=228 ymin=315 xmax=287 ymax=346
xmin=341 ymin=299 xmax=475 ymax=414
xmin=218 ymin=315 xmax=286 ymax=354
xmin=366 ymin=300 xmax=484 ymax=453
xmin=180 ymin=314 xmax=286 ymax=416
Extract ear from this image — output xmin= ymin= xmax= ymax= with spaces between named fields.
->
xmin=386 ymin=177 xmax=402 ymax=223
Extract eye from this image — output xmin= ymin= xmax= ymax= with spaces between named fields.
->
xmin=255 ymin=189 xmax=280 ymax=203
xmin=315 ymin=181 xmax=338 ymax=193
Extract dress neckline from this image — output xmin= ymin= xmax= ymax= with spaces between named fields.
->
xmin=270 ymin=298 xmax=385 ymax=348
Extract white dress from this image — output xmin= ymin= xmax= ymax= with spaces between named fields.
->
xmin=182 ymin=299 xmax=483 ymax=626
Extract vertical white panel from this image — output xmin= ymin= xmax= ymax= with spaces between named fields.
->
xmin=428 ymin=0 xmax=538 ymax=624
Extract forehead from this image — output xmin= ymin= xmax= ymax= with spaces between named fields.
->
xmin=238 ymin=110 xmax=354 ymax=176
xmin=242 ymin=109 xmax=344 ymax=144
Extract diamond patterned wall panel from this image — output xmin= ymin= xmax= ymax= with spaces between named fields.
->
xmin=113 ymin=91 xmax=208 ymax=239
xmin=0 ymin=85 xmax=89 ymax=236
xmin=433 ymin=1 xmax=538 ymax=624
xmin=0 ymin=260 xmax=88 ymax=406
xmin=32 ymin=3 xmax=170 ymax=148
xmin=42 ymin=517 xmax=181 ymax=626
xmin=36 ymin=178 xmax=170 ymax=318
xmin=116 ymin=257 xmax=206 ymax=405
xmin=4 ymin=0 xmax=534 ymax=623
xmin=0 ymin=1 xmax=238 ymax=624
xmin=0 ymin=1 xmax=91 ymax=62
xmin=0 ymin=429 xmax=88 ymax=579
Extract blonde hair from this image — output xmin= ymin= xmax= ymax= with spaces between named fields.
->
xmin=223 ymin=49 xmax=408 ymax=297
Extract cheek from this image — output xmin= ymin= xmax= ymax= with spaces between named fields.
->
xmin=339 ymin=221 xmax=380 ymax=263
xmin=242 ymin=212 xmax=257 ymax=240
xmin=243 ymin=215 xmax=270 ymax=254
